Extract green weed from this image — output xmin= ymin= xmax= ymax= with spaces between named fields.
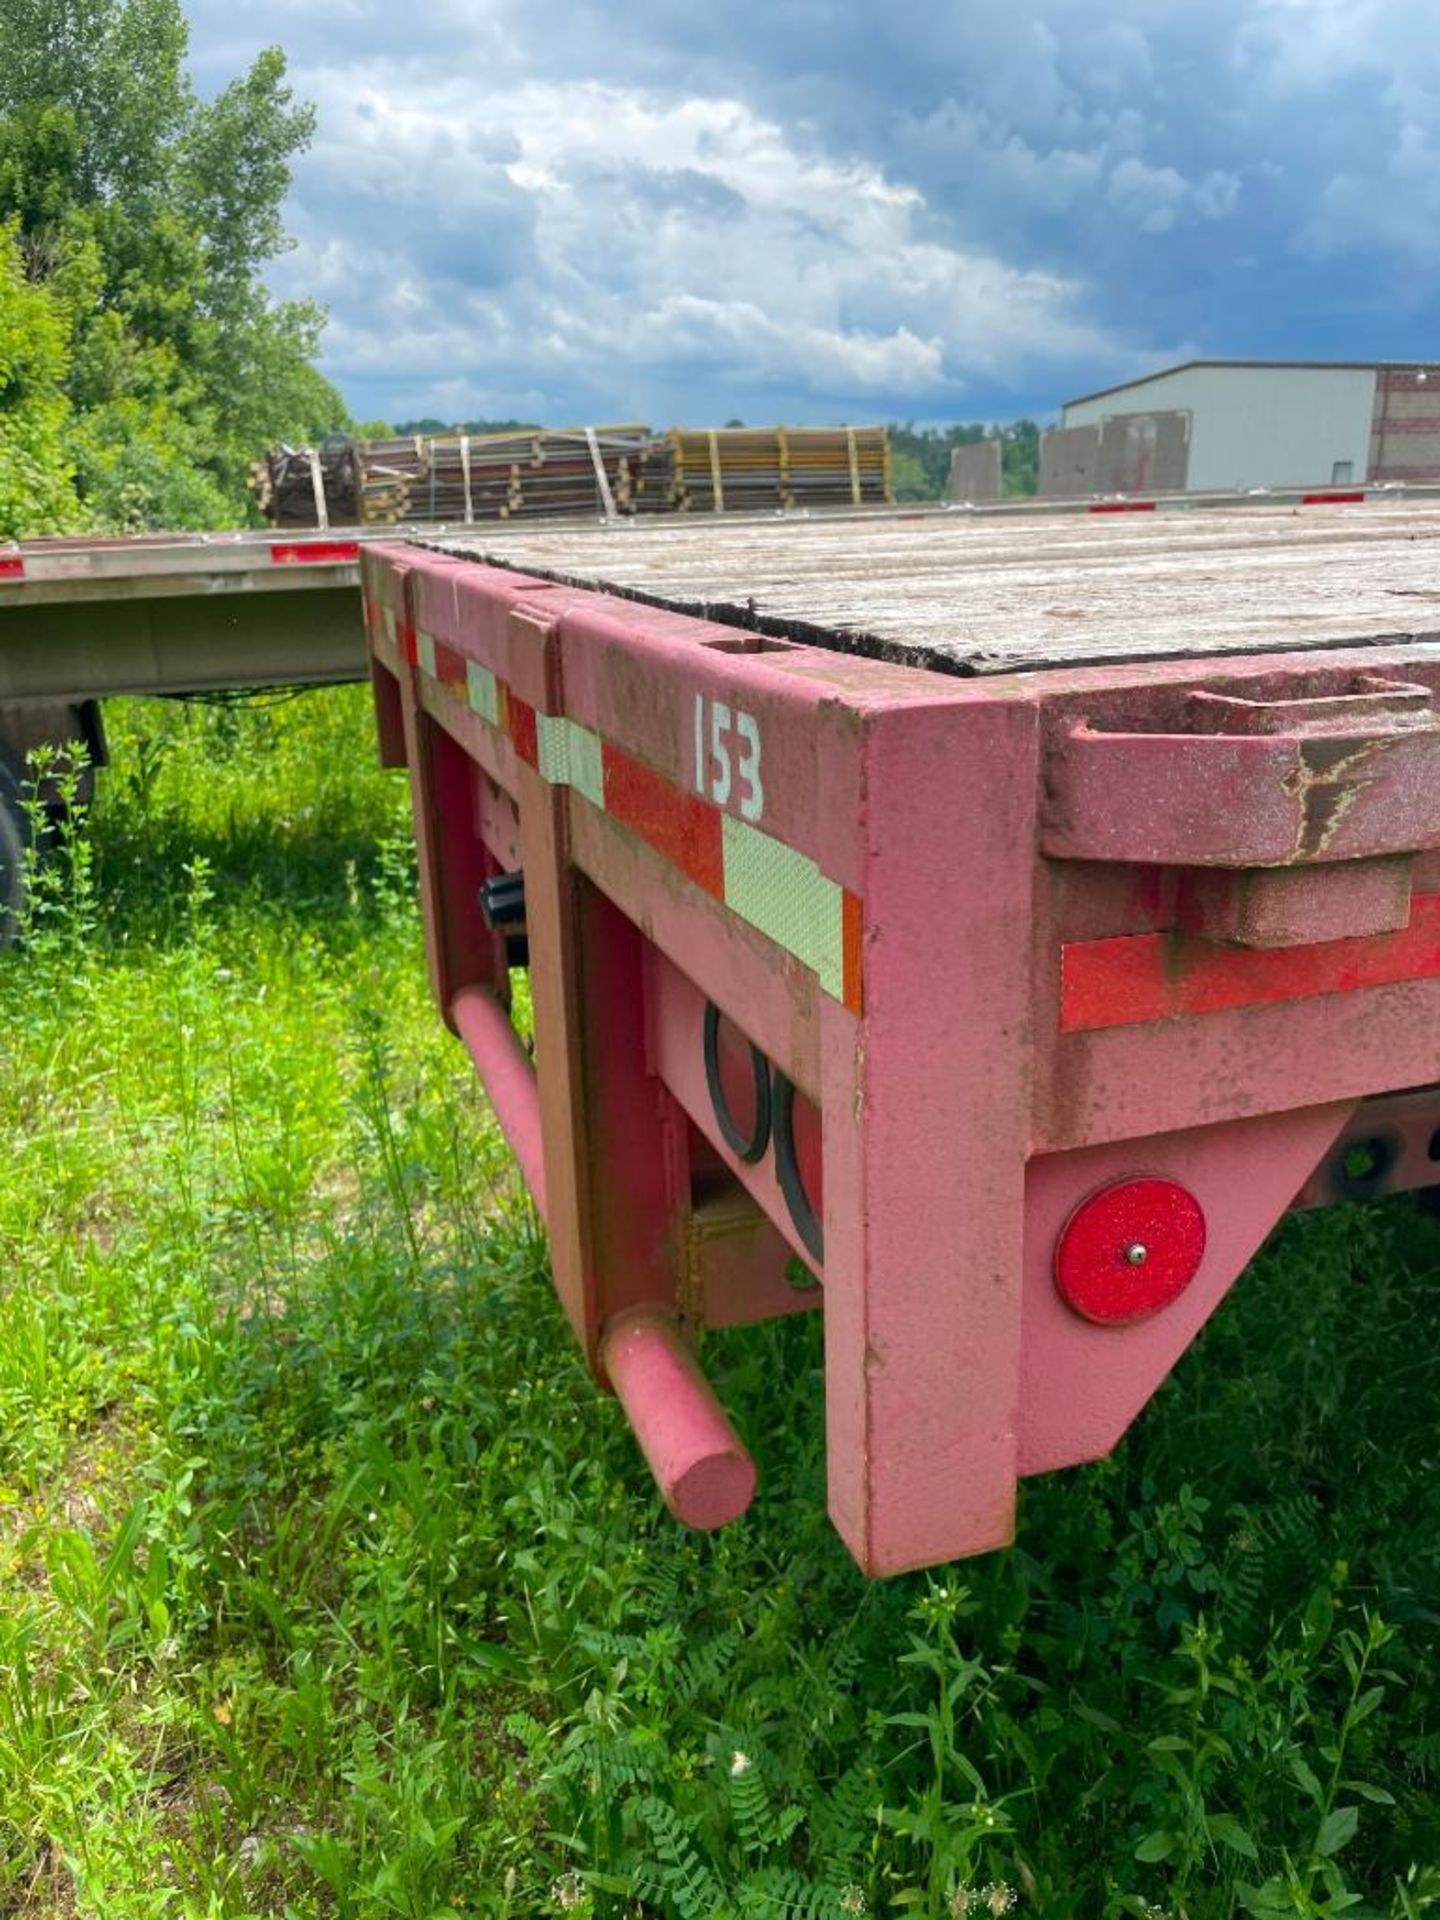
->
xmin=0 ymin=687 xmax=1437 ymax=1918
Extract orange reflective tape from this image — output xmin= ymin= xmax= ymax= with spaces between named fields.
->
xmin=1062 ymin=893 xmax=1440 ymax=1032
xmin=602 ymin=742 xmax=725 ymax=898
xmin=842 ymin=888 xmax=864 ymax=1015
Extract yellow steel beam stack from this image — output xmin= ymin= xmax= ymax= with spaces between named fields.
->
xmin=657 ymin=426 xmax=892 ymax=512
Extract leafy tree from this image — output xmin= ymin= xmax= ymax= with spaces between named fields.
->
xmin=0 ymin=222 xmax=81 ymax=538
xmin=0 ymin=0 xmax=349 ymax=532
xmin=997 ymin=418 xmax=1041 ymax=496
xmin=889 ymin=445 xmax=931 ymax=500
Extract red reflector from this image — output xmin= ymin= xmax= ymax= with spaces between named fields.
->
xmin=269 ymin=541 xmax=361 ymax=565
xmin=1301 ymin=492 xmax=1365 ymax=505
xmin=1087 ymin=501 xmax=1156 ymax=514
xmin=0 ymin=556 xmax=24 ymax=579
xmin=1055 ymin=1178 xmax=1206 ymax=1325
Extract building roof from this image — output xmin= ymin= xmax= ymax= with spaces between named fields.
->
xmin=1064 ymin=359 xmax=1440 ymax=411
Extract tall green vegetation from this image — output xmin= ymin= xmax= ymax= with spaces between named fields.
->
xmin=0 ymin=223 xmax=78 ymax=535
xmin=0 ymin=0 xmax=349 ymax=536
xmin=1 ymin=689 xmax=1438 ymax=1916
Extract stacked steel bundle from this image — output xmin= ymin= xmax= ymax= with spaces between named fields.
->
xmin=350 ymin=426 xmax=656 ymax=524
xmin=656 ymin=426 xmax=892 ymax=513
xmin=250 ymin=438 xmax=361 ymax=527
xmin=251 ymin=427 xmax=656 ymax=527
xmin=253 ymin=424 xmax=893 ymax=526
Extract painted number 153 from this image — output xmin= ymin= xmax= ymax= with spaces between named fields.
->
xmin=694 ymin=694 xmax=763 ymax=822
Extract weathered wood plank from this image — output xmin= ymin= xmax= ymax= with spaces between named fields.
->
xmin=412 ymin=502 xmax=1440 ymax=675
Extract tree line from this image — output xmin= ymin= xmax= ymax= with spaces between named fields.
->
xmin=0 ymin=0 xmax=349 ymax=540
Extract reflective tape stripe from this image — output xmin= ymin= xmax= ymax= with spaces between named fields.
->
xmin=841 ymin=890 xmax=864 ymax=1016
xmin=721 ymin=814 xmax=845 ymax=1000
xmin=467 ymin=660 xmax=499 ymax=725
xmin=569 ymin=727 xmax=605 ymax=810
xmin=535 ymin=713 xmax=606 ymax=809
xmin=433 ymin=637 xmax=468 ymax=689
xmin=269 ymin=540 xmax=360 ymax=564
xmin=508 ymin=694 xmax=539 ymax=767
xmin=1062 ymin=892 xmax=1440 ymax=1031
xmin=536 ymin=712 xmax=570 ymax=786
xmin=602 ymin=743 xmax=725 ymax=898
xmin=405 ymin=634 xmax=861 ymax=1007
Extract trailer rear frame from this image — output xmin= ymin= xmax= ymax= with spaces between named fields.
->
xmin=363 ymin=501 xmax=1440 ymax=1575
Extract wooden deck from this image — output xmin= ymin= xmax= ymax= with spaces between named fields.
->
xmin=414 ymin=501 xmax=1440 ymax=676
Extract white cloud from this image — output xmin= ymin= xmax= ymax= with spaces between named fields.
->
xmin=181 ymin=0 xmax=1440 ymax=420
xmin=273 ymin=73 xmax=1134 ymax=420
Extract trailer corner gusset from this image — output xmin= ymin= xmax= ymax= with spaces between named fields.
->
xmin=363 ymin=532 xmax=1440 ymax=1578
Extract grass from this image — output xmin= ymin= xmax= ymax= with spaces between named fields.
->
xmin=1 ymin=686 xmax=1439 ymax=1920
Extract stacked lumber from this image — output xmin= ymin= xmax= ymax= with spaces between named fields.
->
xmin=654 ymin=426 xmax=892 ymax=513
xmin=252 ymin=425 xmax=893 ymax=526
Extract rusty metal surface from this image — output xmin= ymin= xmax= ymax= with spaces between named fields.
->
xmin=410 ymin=499 xmax=1440 ymax=675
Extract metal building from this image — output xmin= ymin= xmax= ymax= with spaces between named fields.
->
xmin=1055 ymin=360 xmax=1440 ymax=496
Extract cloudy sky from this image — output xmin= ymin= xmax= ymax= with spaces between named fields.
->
xmin=181 ymin=0 xmax=1440 ymax=429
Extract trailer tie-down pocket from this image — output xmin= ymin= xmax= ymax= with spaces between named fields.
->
xmin=1044 ymin=669 xmax=1440 ymax=949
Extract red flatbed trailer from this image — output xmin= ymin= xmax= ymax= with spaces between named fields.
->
xmin=15 ymin=499 xmax=1440 ymax=1577
xmin=364 ymin=497 xmax=1440 ymax=1576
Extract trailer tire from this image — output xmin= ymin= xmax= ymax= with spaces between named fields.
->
xmin=0 ymin=747 xmax=28 ymax=944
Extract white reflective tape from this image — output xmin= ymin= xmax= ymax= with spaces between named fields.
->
xmin=567 ymin=723 xmax=605 ymax=809
xmin=382 ymin=605 xmax=397 ymax=646
xmin=417 ymin=630 xmax=437 ymax=678
xmin=536 ymin=713 xmax=606 ymax=808
xmin=721 ymin=814 xmax=844 ymax=998
xmin=467 ymin=660 xmax=499 ymax=725
xmin=537 ymin=711 xmax=570 ymax=786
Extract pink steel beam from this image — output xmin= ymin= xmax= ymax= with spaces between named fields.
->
xmin=599 ymin=1307 xmax=757 ymax=1529
xmin=449 ymin=985 xmax=548 ymax=1216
